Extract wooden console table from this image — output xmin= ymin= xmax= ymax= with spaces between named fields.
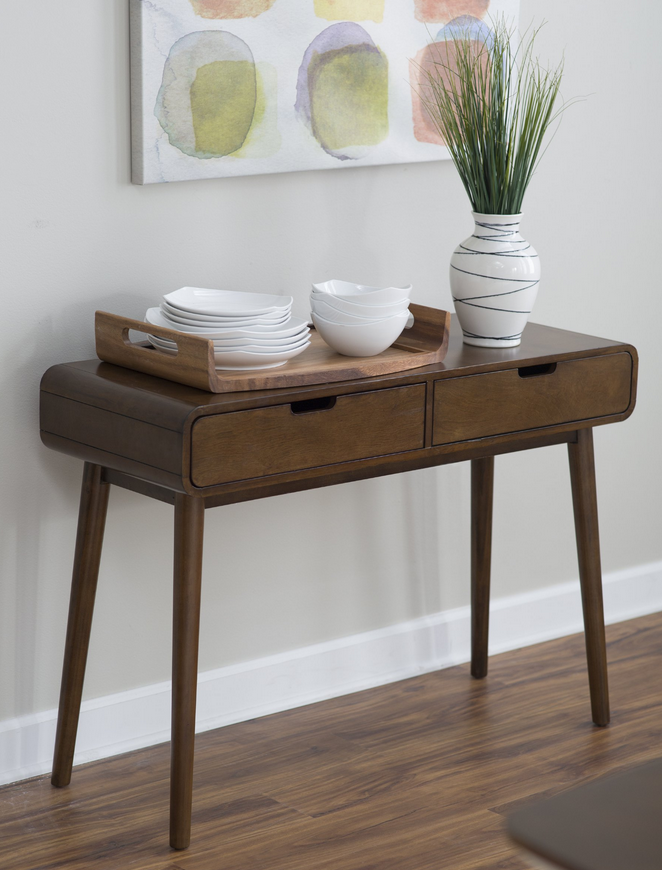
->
xmin=39 ymin=320 xmax=638 ymax=850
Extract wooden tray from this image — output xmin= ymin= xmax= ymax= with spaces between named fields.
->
xmin=95 ymin=304 xmax=451 ymax=393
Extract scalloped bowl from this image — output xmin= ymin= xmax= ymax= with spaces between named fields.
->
xmin=310 ymin=294 xmax=410 ymax=320
xmin=312 ymin=280 xmax=412 ymax=307
xmin=310 ymin=298 xmax=409 ymax=325
xmin=312 ymin=310 xmax=410 ymax=357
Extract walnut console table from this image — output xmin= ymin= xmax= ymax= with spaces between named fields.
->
xmin=39 ymin=321 xmax=638 ymax=850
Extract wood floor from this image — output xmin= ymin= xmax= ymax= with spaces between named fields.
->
xmin=3 ymin=612 xmax=662 ymax=870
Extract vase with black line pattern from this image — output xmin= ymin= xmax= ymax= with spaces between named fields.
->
xmin=450 ymin=213 xmax=540 ymax=348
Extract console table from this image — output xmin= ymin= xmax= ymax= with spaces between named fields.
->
xmin=39 ymin=320 xmax=638 ymax=850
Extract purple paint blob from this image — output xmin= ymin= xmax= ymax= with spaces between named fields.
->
xmin=295 ymin=23 xmax=377 ymax=127
xmin=436 ymin=15 xmax=493 ymax=46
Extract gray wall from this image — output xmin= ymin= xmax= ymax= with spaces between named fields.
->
xmin=1 ymin=0 xmax=660 ymax=722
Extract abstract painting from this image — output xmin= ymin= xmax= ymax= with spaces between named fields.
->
xmin=130 ymin=0 xmax=520 ymax=184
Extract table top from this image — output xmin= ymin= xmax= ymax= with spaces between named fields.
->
xmin=43 ymin=320 xmax=634 ymax=414
xmin=508 ymin=758 xmax=662 ymax=870
xmin=39 ymin=320 xmax=638 ymax=505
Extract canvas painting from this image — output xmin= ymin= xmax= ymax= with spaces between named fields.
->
xmin=130 ymin=0 xmax=520 ymax=184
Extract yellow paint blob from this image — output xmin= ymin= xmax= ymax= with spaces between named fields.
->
xmin=233 ymin=64 xmax=282 ymax=159
xmin=189 ymin=60 xmax=257 ymax=156
xmin=314 ymin=0 xmax=385 ymax=23
xmin=309 ymin=48 xmax=388 ymax=152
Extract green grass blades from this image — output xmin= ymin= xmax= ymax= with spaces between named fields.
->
xmin=419 ymin=18 xmax=570 ymax=215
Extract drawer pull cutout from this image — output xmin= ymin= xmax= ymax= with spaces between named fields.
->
xmin=518 ymin=363 xmax=557 ymax=378
xmin=290 ymin=396 xmax=337 ymax=414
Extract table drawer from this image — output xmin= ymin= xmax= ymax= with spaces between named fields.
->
xmin=191 ymin=383 xmax=426 ymax=487
xmin=433 ymin=352 xmax=633 ymax=445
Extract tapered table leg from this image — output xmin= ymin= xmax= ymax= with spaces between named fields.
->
xmin=568 ymin=428 xmax=610 ymax=726
xmin=52 ymin=463 xmax=110 ymax=787
xmin=170 ymin=495 xmax=205 ymax=850
xmin=471 ymin=456 xmax=494 ymax=679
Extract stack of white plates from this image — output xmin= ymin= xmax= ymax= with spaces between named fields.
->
xmin=310 ymin=280 xmax=413 ymax=357
xmin=145 ymin=287 xmax=310 ymax=370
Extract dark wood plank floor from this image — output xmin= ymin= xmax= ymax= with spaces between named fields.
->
xmin=2 ymin=612 xmax=662 ymax=870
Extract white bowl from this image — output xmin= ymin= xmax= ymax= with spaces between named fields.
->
xmin=312 ymin=280 xmax=411 ymax=306
xmin=310 ymin=298 xmax=408 ymax=326
xmin=164 ymin=287 xmax=293 ymax=317
xmin=310 ymin=295 xmax=410 ymax=321
xmin=310 ymin=290 xmax=410 ymax=320
xmin=311 ymin=310 xmax=410 ymax=357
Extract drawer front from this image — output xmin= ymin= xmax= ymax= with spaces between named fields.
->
xmin=191 ymin=384 xmax=426 ymax=487
xmin=433 ymin=353 xmax=632 ymax=445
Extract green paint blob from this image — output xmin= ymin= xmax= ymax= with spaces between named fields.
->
xmin=190 ymin=60 xmax=257 ymax=156
xmin=309 ymin=47 xmax=388 ymax=152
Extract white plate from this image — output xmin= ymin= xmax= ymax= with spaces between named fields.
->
xmin=212 ymin=336 xmax=310 ymax=351
xmin=148 ymin=334 xmax=311 ymax=369
xmin=160 ymin=303 xmax=290 ymax=328
xmin=164 ymin=287 xmax=293 ymax=317
xmin=161 ymin=302 xmax=289 ymax=326
xmin=145 ymin=308 xmax=309 ymax=343
xmin=152 ymin=309 xmax=310 ymax=338
xmin=147 ymin=332 xmax=310 ymax=353
xmin=162 ymin=300 xmax=289 ymax=321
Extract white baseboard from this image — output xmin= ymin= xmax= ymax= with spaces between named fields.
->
xmin=2 ymin=560 xmax=661 ymax=787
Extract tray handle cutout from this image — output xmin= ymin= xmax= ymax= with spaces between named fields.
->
xmin=95 ymin=311 xmax=217 ymax=391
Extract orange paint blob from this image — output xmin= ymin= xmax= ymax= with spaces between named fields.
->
xmin=414 ymin=0 xmax=489 ymax=23
xmin=411 ymin=44 xmax=446 ymax=146
xmin=411 ymin=40 xmax=487 ymax=146
xmin=189 ymin=0 xmax=277 ymax=18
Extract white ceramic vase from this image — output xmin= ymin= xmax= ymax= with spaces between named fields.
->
xmin=450 ymin=213 xmax=541 ymax=348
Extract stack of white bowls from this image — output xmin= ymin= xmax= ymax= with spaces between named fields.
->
xmin=310 ymin=280 xmax=413 ymax=357
xmin=144 ymin=287 xmax=310 ymax=370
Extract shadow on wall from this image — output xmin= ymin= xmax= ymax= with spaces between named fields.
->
xmin=402 ymin=463 xmax=470 ymax=620
xmin=3 ymin=291 xmax=153 ymax=725
xmin=114 ymin=0 xmax=131 ymax=185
